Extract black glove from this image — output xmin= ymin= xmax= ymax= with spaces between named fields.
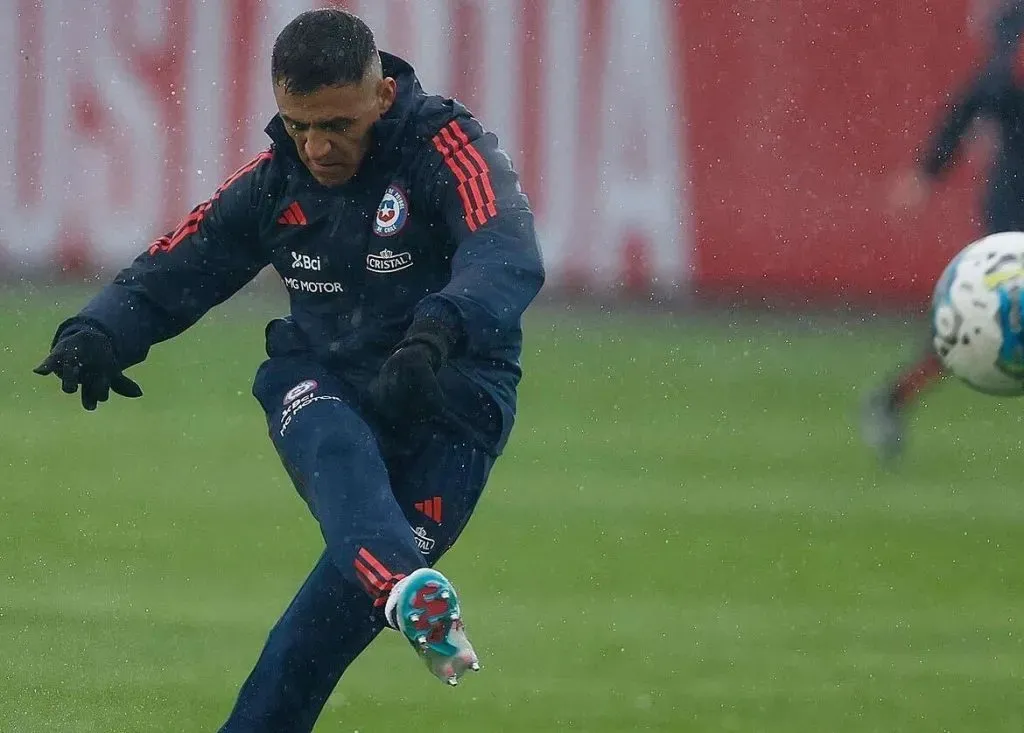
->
xmin=369 ymin=317 xmax=460 ymax=423
xmin=34 ymin=326 xmax=143 ymax=411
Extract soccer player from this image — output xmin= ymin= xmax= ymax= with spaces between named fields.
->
xmin=33 ymin=9 xmax=544 ymax=731
xmin=863 ymin=0 xmax=1024 ymax=461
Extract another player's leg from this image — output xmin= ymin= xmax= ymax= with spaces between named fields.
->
xmin=862 ymin=338 xmax=945 ymax=461
xmin=219 ymin=553 xmax=384 ymax=733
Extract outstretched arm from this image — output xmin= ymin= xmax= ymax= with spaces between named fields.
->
xmin=36 ymin=150 xmax=275 ymax=408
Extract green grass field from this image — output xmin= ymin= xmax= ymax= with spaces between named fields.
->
xmin=2 ymin=285 xmax=1023 ymax=732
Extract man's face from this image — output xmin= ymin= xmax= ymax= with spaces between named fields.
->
xmin=273 ymin=74 xmax=396 ymax=187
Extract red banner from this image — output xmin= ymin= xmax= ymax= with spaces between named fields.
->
xmin=679 ymin=0 xmax=986 ymax=305
xmin=0 ymin=0 xmax=991 ymax=306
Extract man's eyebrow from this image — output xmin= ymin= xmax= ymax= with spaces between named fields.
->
xmin=317 ymin=116 xmax=356 ymax=126
xmin=281 ymin=114 xmax=356 ymax=126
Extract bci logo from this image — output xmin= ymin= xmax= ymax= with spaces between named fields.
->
xmin=291 ymin=251 xmax=322 ymax=271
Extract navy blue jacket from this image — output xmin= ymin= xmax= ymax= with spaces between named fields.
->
xmin=61 ymin=53 xmax=545 ymax=455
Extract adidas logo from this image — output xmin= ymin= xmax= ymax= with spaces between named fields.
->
xmin=277 ymin=201 xmax=307 ymax=225
xmin=414 ymin=497 xmax=442 ymax=522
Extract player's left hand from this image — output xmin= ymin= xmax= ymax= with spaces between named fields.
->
xmin=369 ymin=317 xmax=456 ymax=423
xmin=33 ymin=326 xmax=143 ymax=411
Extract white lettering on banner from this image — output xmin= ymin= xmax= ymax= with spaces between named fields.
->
xmin=477 ymin=0 xmax=520 ymax=163
xmin=349 ymin=0 xmax=450 ymax=94
xmin=593 ymin=0 xmax=687 ymax=288
xmin=0 ymin=0 xmax=66 ymax=266
xmin=412 ymin=1 xmax=452 ymax=100
xmin=185 ymin=0 xmax=228 ymax=209
xmin=125 ymin=0 xmax=169 ymax=41
xmin=538 ymin=0 xmax=582 ymax=282
xmin=2 ymin=0 xmax=691 ymax=292
xmin=247 ymin=0 xmax=307 ymax=156
xmin=72 ymin=0 xmax=164 ymax=261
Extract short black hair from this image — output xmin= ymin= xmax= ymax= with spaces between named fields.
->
xmin=271 ymin=8 xmax=378 ymax=94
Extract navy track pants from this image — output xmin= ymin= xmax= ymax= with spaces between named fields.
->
xmin=219 ymin=356 xmax=494 ymax=732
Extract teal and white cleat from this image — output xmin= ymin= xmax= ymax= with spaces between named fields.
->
xmin=385 ymin=568 xmax=481 ymax=686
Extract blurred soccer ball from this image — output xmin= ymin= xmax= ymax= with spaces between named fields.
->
xmin=931 ymin=231 xmax=1024 ymax=396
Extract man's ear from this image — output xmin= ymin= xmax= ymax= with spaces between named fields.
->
xmin=378 ymin=77 xmax=397 ymax=115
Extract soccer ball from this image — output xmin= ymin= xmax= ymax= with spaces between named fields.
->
xmin=931 ymin=231 xmax=1024 ymax=396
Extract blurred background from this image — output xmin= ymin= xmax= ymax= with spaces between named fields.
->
xmin=3 ymin=1 xmax=1024 ymax=731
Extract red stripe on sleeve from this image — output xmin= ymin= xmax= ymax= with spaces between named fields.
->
xmin=446 ymin=122 xmax=498 ymax=222
xmin=431 ymin=122 xmax=500 ymax=232
xmin=432 ymin=130 xmax=479 ymax=231
xmin=148 ymin=150 xmax=272 ymax=254
xmin=452 ymin=123 xmax=498 ymax=219
xmin=440 ymin=126 xmax=489 ymax=228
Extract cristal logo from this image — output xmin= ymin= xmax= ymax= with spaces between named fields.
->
xmin=412 ymin=526 xmax=435 ymax=553
xmin=366 ymin=248 xmax=413 ymax=273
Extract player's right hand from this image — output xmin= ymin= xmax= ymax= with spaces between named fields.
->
xmin=33 ymin=327 xmax=143 ymax=411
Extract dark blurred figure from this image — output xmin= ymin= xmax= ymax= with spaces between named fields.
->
xmin=863 ymin=0 xmax=1024 ymax=462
